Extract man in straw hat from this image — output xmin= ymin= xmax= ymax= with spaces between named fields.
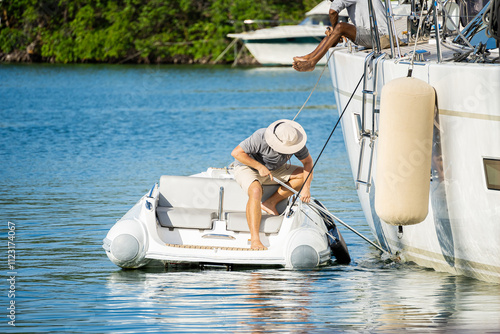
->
xmin=231 ymin=120 xmax=314 ymax=250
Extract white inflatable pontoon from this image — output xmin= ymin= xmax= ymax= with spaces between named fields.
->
xmin=103 ymin=168 xmax=350 ymax=269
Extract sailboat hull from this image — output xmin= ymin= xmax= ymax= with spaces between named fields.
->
xmin=328 ymin=48 xmax=500 ymax=283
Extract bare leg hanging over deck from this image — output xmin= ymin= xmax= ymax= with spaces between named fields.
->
xmin=293 ymin=10 xmax=356 ymax=72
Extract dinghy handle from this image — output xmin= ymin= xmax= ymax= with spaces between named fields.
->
xmin=218 ymin=186 xmax=224 ymax=220
xmin=145 ymin=183 xmax=157 ymax=211
xmin=148 ymin=183 xmax=156 ymax=198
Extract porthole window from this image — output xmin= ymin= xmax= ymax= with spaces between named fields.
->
xmin=484 ymin=158 xmax=500 ymax=191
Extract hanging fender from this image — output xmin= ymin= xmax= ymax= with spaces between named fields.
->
xmin=375 ymin=77 xmax=435 ymax=226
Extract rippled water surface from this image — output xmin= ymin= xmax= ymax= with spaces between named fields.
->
xmin=1 ymin=64 xmax=499 ymax=333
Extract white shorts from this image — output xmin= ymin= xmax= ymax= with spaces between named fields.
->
xmin=354 ymin=27 xmax=390 ymax=49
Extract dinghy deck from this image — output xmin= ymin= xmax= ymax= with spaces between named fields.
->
xmin=165 ymin=244 xmax=265 ymax=251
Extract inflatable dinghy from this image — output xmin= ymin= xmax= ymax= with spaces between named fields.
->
xmin=103 ymin=168 xmax=350 ymax=269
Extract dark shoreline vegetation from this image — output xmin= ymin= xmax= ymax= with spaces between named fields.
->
xmin=0 ymin=0 xmax=316 ymax=65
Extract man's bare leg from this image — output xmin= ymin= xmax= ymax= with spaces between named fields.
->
xmin=293 ymin=27 xmax=334 ymax=62
xmin=293 ymin=33 xmax=341 ymax=71
xmin=261 ymin=169 xmax=305 ymax=215
xmin=292 ymin=37 xmax=334 ymax=65
xmin=293 ymin=23 xmax=356 ymax=72
xmin=247 ymin=181 xmax=267 ymax=250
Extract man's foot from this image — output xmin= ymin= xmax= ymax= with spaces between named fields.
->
xmin=251 ymin=239 xmax=267 ymax=250
xmin=292 ymin=59 xmax=316 ymax=72
xmin=261 ymin=201 xmax=278 ymax=216
xmin=293 ymin=55 xmax=309 ymax=62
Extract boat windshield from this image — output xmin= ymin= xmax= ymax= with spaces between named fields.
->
xmin=299 ymin=15 xmax=331 ymax=26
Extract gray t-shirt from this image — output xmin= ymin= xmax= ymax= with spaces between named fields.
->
xmin=331 ymin=0 xmax=389 ymax=35
xmin=234 ymin=128 xmax=310 ymax=170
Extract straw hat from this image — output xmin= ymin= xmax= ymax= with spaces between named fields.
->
xmin=264 ymin=119 xmax=307 ymax=154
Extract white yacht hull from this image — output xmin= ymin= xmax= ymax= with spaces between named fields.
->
xmin=226 ymin=1 xmax=346 ymax=65
xmin=228 ymin=27 xmax=328 ymax=66
xmin=328 ymin=48 xmax=500 ymax=283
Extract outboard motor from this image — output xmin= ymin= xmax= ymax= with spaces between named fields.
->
xmin=326 ymin=224 xmax=351 ymax=265
xmin=314 ymin=200 xmax=351 ymax=264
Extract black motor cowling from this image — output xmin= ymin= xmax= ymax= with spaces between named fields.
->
xmin=313 ymin=199 xmax=351 ymax=264
xmin=326 ymin=224 xmax=351 ymax=265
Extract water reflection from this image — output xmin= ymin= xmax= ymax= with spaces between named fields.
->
xmin=105 ymin=268 xmax=318 ymax=332
xmin=102 ymin=263 xmax=500 ymax=332
xmin=431 ymin=107 xmax=455 ymax=266
xmin=242 ymin=272 xmax=314 ymax=333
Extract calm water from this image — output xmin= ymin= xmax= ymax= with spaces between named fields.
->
xmin=1 ymin=64 xmax=499 ymax=333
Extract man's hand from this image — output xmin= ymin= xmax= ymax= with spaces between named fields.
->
xmin=299 ymin=154 xmax=313 ymax=203
xmin=300 ymin=187 xmax=311 ymax=203
xmin=258 ymin=165 xmax=272 ymax=180
xmin=231 ymin=145 xmax=274 ymax=181
xmin=325 ymin=26 xmax=333 ymax=36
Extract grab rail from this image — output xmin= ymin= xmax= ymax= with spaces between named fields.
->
xmin=218 ymin=186 xmax=224 ymax=220
xmin=384 ymin=0 xmax=402 ymax=58
xmin=145 ymin=183 xmax=157 ymax=211
xmin=368 ymin=0 xmax=382 ymax=53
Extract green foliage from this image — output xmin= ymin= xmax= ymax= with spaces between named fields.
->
xmin=0 ymin=28 xmax=26 ymax=53
xmin=0 ymin=0 xmax=316 ymax=63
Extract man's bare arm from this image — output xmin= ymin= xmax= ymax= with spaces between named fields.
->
xmin=329 ymin=9 xmax=339 ymax=30
xmin=231 ymin=145 xmax=271 ymax=178
xmin=299 ymin=154 xmax=314 ymax=202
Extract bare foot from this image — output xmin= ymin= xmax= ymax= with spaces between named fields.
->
xmin=251 ymin=239 xmax=267 ymax=250
xmin=292 ymin=59 xmax=315 ymax=72
xmin=293 ymin=55 xmax=309 ymax=62
xmin=261 ymin=202 xmax=278 ymax=216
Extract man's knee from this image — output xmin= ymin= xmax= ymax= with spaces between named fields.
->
xmin=247 ymin=181 xmax=263 ymax=200
xmin=335 ymin=22 xmax=356 ymax=40
xmin=334 ymin=22 xmax=350 ymax=33
xmin=290 ymin=167 xmax=304 ymax=179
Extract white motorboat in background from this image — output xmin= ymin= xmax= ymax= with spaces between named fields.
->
xmin=327 ymin=0 xmax=500 ymax=283
xmin=103 ymin=168 xmax=350 ymax=269
xmin=227 ymin=1 xmax=348 ymax=65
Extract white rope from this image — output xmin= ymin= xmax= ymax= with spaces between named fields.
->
xmin=292 ymin=48 xmax=339 ymax=121
xmin=409 ymin=9 xmax=425 ymax=75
